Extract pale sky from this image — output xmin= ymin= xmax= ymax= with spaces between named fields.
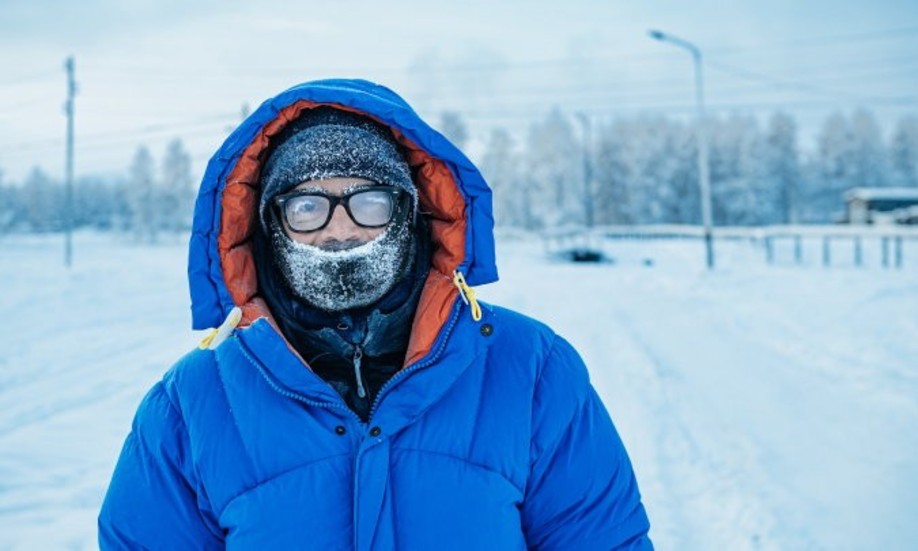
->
xmin=1 ymin=0 xmax=916 ymax=183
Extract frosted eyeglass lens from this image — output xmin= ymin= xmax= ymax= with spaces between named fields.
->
xmin=286 ymin=196 xmax=330 ymax=231
xmin=349 ymin=190 xmax=395 ymax=226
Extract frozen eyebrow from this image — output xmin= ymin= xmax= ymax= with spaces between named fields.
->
xmin=292 ymin=184 xmax=326 ymax=194
xmin=342 ymin=182 xmax=377 ymax=195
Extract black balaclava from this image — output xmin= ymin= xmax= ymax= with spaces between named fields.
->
xmin=259 ymin=107 xmax=418 ymax=313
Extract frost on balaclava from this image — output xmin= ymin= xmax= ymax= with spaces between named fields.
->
xmin=269 ymin=212 xmax=416 ymax=312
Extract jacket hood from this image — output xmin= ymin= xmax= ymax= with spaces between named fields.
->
xmin=188 ymin=79 xmax=497 ymax=365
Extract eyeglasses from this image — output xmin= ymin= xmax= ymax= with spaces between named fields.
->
xmin=273 ymin=185 xmax=405 ymax=233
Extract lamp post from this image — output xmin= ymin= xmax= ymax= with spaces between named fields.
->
xmin=648 ymin=30 xmax=714 ymax=269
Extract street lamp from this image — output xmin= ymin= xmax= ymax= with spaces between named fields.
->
xmin=648 ymin=29 xmax=714 ymax=269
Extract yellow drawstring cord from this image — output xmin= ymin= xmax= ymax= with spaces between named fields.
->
xmin=198 ymin=306 xmax=243 ymax=350
xmin=452 ymin=270 xmax=482 ymax=322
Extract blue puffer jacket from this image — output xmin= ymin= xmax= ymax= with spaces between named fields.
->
xmin=98 ymin=79 xmax=652 ymax=550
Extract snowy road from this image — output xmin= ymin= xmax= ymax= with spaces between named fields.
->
xmin=485 ymin=237 xmax=918 ymax=550
xmin=1 ymin=232 xmax=916 ymax=549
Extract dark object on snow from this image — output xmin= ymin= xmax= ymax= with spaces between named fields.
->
xmin=570 ymin=248 xmax=605 ymax=263
xmin=556 ymin=247 xmax=608 ymax=263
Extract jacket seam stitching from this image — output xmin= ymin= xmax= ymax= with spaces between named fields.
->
xmin=219 ymin=452 xmax=354 ymax=518
xmin=533 ymin=333 xmax=559 ymax=403
xmin=521 ymin=333 xmax=561 ymax=502
xmin=154 ymin=381 xmax=225 ymax=543
xmin=208 ymin=346 xmax=277 ymax=517
xmin=395 ymin=447 xmax=524 ymax=495
xmin=530 ymin=333 xmax=559 ymax=457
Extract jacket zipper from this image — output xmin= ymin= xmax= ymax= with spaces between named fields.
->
xmin=236 ymin=295 xmax=465 ymax=426
xmin=236 ymin=334 xmax=366 ymax=426
xmin=353 ymin=345 xmax=367 ymax=399
xmin=366 ymin=298 xmax=464 ymax=421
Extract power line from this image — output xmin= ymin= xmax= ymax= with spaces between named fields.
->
xmin=5 ymin=88 xmax=916 ymax=157
xmin=0 ymin=114 xmax=236 ymax=151
xmin=85 ymin=51 xmax=675 ymax=80
xmin=79 ymin=25 xmax=918 ymax=80
xmin=708 ymin=58 xmax=918 ymax=106
xmin=709 ymin=24 xmax=918 ymax=56
xmin=777 ymin=61 xmax=918 ymax=86
xmin=2 ymin=24 xmax=915 ymax=92
xmin=0 ymin=69 xmax=60 ymax=87
xmin=398 ymin=52 xmax=918 ymax=109
xmin=0 ymin=97 xmax=52 ymax=117
xmin=411 ymin=82 xmax=917 ymax=118
xmin=20 ymin=21 xmax=918 ymax=92
xmin=707 ymin=60 xmax=873 ymax=103
xmin=444 ymin=96 xmax=918 ymax=122
xmin=5 ymin=60 xmax=911 ymax=129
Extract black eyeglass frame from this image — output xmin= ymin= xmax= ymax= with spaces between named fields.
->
xmin=273 ymin=185 xmax=406 ymax=233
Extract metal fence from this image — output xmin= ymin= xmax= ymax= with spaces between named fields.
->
xmin=539 ymin=225 xmax=918 ymax=268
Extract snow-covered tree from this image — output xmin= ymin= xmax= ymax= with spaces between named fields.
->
xmin=890 ymin=115 xmax=918 ymax=188
xmin=525 ymin=108 xmax=582 ymax=229
xmin=808 ymin=112 xmax=854 ymax=222
xmin=126 ymin=146 xmax=157 ymax=243
xmin=160 ymin=138 xmax=194 ymax=233
xmin=407 ymin=50 xmax=444 ymax=114
xmin=22 ymin=166 xmax=63 ymax=232
xmin=479 ymin=127 xmax=523 ymax=227
xmin=594 ymin=116 xmax=697 ymax=225
xmin=593 ymin=119 xmax=633 ymax=225
xmin=0 ymin=168 xmax=26 ymax=232
xmin=0 ymin=168 xmax=9 ymax=231
xmin=848 ymin=109 xmax=888 ymax=188
xmin=641 ymin=116 xmax=697 ymax=224
xmin=71 ymin=175 xmax=123 ymax=231
xmin=439 ymin=111 xmax=469 ymax=151
xmin=668 ymin=122 xmax=701 ymax=225
xmin=708 ymin=114 xmax=777 ymax=225
xmin=803 ymin=109 xmax=888 ymax=222
xmin=763 ymin=112 xmax=801 ymax=224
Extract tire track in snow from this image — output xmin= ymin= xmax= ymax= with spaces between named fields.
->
xmin=591 ymin=311 xmax=699 ymax=549
xmin=603 ymin=304 xmax=813 ymax=550
xmin=688 ymin=283 xmax=918 ymax=550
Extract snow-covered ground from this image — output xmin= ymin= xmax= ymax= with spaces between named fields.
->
xmin=1 ymin=231 xmax=916 ymax=550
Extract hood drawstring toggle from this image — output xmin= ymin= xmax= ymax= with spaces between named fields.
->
xmin=452 ymin=270 xmax=482 ymax=322
xmin=199 ymin=306 xmax=243 ymax=350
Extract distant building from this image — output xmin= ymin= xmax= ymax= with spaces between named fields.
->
xmin=844 ymin=187 xmax=918 ymax=225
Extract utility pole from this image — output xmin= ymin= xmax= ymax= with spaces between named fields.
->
xmin=64 ymin=56 xmax=76 ymax=267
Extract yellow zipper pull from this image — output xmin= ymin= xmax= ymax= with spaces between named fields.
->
xmin=198 ymin=306 xmax=243 ymax=350
xmin=452 ymin=270 xmax=482 ymax=322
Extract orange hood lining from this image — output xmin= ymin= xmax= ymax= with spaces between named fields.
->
xmin=217 ymin=100 xmax=467 ymax=366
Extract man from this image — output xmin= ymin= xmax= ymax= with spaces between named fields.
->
xmin=99 ymin=78 xmax=652 ymax=550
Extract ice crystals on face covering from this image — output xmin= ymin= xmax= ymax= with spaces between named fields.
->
xmin=272 ymin=221 xmax=415 ymax=312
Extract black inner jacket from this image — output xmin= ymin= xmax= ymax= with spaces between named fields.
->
xmin=253 ymin=215 xmax=432 ymax=421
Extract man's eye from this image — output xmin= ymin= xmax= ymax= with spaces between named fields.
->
xmin=293 ymin=199 xmax=321 ymax=212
